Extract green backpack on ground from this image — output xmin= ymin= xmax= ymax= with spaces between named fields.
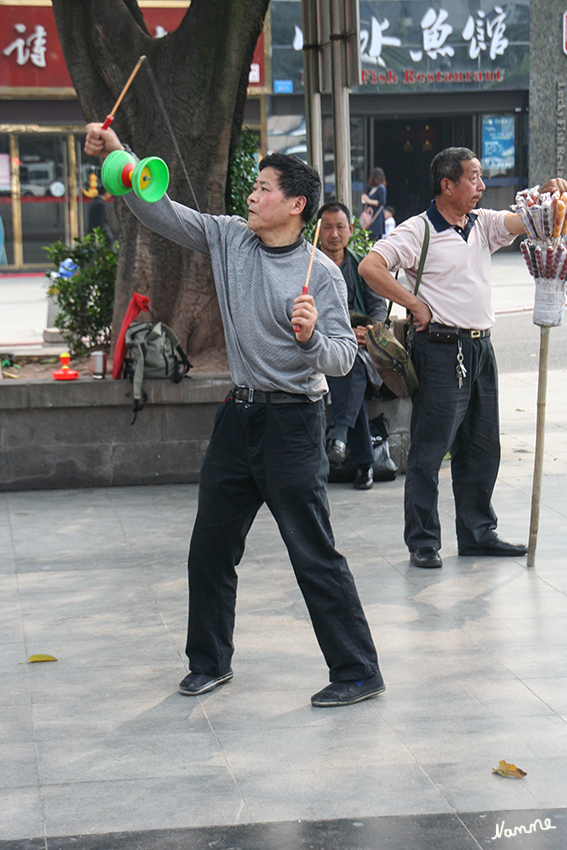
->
xmin=123 ymin=321 xmax=191 ymax=422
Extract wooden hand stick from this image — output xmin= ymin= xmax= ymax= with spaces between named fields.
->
xmin=294 ymin=217 xmax=322 ymax=333
xmin=101 ymin=56 xmax=147 ymax=130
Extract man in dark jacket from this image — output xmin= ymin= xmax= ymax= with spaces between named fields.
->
xmin=318 ymin=202 xmax=388 ymax=489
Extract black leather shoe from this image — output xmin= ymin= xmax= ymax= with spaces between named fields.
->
xmin=410 ymin=548 xmax=443 ymax=568
xmin=353 ymin=466 xmax=374 ymax=490
xmin=327 ymin=439 xmax=347 ymax=464
xmin=179 ymin=670 xmax=233 ymax=696
xmin=311 ymin=671 xmax=385 ymax=707
xmin=459 ymin=537 xmax=527 ymax=557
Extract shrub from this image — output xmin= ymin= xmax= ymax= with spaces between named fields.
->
xmin=45 ymin=229 xmax=117 ymax=357
xmin=226 ymin=127 xmax=259 ymax=218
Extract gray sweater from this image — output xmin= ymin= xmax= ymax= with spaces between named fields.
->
xmin=125 ymin=192 xmax=357 ymax=400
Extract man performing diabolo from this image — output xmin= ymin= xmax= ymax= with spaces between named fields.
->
xmin=85 ymin=122 xmax=384 ymax=707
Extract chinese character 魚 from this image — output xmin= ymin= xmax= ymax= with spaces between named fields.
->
xmin=410 ymin=8 xmax=454 ymax=62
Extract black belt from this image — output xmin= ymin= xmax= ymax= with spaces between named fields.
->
xmin=459 ymin=327 xmax=490 ymax=339
xmin=428 ymin=323 xmax=491 ymax=341
xmin=232 ymin=386 xmax=312 ymax=404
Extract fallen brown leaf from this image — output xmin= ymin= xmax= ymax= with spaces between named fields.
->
xmin=492 ymin=759 xmax=527 ymax=778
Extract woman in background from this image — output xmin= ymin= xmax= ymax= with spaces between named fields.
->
xmin=361 ymin=167 xmax=387 ymax=241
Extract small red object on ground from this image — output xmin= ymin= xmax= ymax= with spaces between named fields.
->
xmin=53 ymin=352 xmax=79 ymax=380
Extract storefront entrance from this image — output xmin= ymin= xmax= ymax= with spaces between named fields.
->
xmin=372 ymin=116 xmax=473 ymax=222
xmin=0 ymin=126 xmax=108 ymax=269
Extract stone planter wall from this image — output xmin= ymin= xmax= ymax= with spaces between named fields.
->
xmin=0 ymin=375 xmax=411 ymax=492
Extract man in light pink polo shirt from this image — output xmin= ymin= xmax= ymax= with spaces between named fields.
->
xmin=358 ymin=147 xmax=528 ymax=568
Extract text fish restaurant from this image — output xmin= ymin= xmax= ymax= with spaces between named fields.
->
xmin=268 ymin=0 xmax=529 ymax=223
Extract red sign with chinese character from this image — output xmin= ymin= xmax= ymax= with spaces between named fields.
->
xmin=1 ymin=5 xmax=264 ymax=91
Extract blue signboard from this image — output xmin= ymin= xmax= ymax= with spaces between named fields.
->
xmin=482 ymin=116 xmax=516 ymax=171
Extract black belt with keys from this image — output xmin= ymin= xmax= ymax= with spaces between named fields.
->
xmin=426 ymin=323 xmax=491 ymax=388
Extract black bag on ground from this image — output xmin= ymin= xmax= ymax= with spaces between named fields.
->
xmin=369 ymin=413 xmax=398 ymax=481
xmin=326 ymin=414 xmax=398 ymax=483
xmin=123 ymin=321 xmax=191 ymax=422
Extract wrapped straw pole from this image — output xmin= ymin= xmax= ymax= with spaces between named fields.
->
xmin=527 ymin=327 xmax=550 ymax=566
xmin=514 ymin=187 xmax=567 ymax=565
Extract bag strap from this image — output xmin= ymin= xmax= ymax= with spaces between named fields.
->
xmin=385 ymin=214 xmax=429 ymax=328
xmin=160 ymin=323 xmax=191 ymax=382
xmin=406 ymin=214 xmax=430 ymax=350
xmin=369 ymin=203 xmax=384 ymax=224
xmin=131 ymin=341 xmax=147 ymax=402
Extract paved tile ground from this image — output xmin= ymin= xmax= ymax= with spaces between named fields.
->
xmin=1 ymin=364 xmax=566 ymax=847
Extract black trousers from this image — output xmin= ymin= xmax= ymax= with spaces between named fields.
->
xmin=327 ymin=356 xmax=374 ymax=467
xmin=186 ymin=395 xmax=379 ymax=682
xmin=404 ymin=332 xmax=500 ymax=552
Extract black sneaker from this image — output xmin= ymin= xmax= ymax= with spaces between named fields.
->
xmin=179 ymin=670 xmax=233 ymax=696
xmin=327 ymin=439 xmax=347 ymax=464
xmin=311 ymin=671 xmax=385 ymax=707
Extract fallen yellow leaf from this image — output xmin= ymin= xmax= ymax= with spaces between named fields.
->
xmin=28 ymin=654 xmax=57 ymax=663
xmin=492 ymin=760 xmax=527 ymax=778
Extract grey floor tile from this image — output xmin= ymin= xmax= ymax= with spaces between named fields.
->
xmin=0 ymin=787 xmax=45 ymax=842
xmin=217 ymin=719 xmax=411 ymax=774
xmin=379 ymin=645 xmax=514 ymax=686
xmin=511 ymin=758 xmax=567 ymax=809
xmin=26 ymin=662 xmax=186 ymax=706
xmin=16 ymin=567 xmax=149 ymax=594
xmin=236 ymin=765 xmax=453 ymax=823
xmin=387 ymin=715 xmax=567 ymax=764
xmin=37 ymin=731 xmax=229 ymax=784
xmin=0 ymin=669 xmax=31 ymax=707
xmin=522 ymin=678 xmax=567 ymax=715
xmin=0 ymin=703 xmax=35 ymax=744
xmin=42 ymin=775 xmax=253 ymax=836
xmin=21 ymin=628 xmax=182 ymax=670
xmin=485 ymin=645 xmax=567 ymax=679
xmin=375 ymin=681 xmax=490 ymax=722
xmin=0 ymin=641 xmax=30 ymax=674
xmin=459 ymin=677 xmax=555 ymax=717
xmin=463 ymin=615 xmax=567 ymax=647
xmin=0 ymin=744 xmax=39 ymax=789
xmin=424 ymin=760 xmax=543 ymax=813
xmin=31 ymin=689 xmax=210 ymax=741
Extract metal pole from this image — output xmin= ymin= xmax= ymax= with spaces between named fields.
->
xmin=302 ymin=0 xmax=324 ymax=199
xmin=527 ymin=326 xmax=550 ymax=567
xmin=67 ymin=133 xmax=79 ymax=243
xmin=330 ymin=0 xmax=352 ymax=211
xmin=9 ymin=134 xmax=23 ymax=267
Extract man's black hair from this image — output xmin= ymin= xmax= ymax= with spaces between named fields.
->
xmin=259 ymin=152 xmax=321 ymax=223
xmin=316 ymin=201 xmax=351 ymax=223
xmin=430 ymin=147 xmax=477 ymax=196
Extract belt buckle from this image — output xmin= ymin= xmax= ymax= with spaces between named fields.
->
xmin=247 ymin=388 xmax=255 ymax=403
xmin=470 ymin=329 xmax=481 ymax=339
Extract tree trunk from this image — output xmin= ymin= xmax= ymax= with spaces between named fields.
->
xmin=51 ymin=0 xmax=269 ymax=357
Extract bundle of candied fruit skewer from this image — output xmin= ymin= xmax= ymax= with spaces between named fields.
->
xmin=513 ymin=187 xmax=567 ymax=327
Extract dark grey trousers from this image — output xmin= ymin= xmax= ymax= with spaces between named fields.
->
xmin=405 ymin=332 xmax=500 ymax=552
xmin=186 ymin=395 xmax=379 ymax=682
